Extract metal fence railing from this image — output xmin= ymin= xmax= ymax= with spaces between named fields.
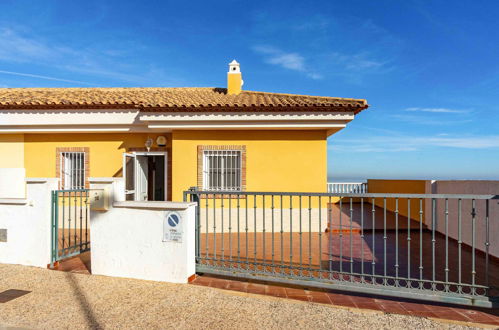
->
xmin=328 ymin=182 xmax=368 ymax=193
xmin=50 ymin=189 xmax=90 ymax=267
xmin=184 ymin=188 xmax=498 ymax=308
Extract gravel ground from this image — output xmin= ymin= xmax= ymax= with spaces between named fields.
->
xmin=0 ymin=263 xmax=480 ymax=329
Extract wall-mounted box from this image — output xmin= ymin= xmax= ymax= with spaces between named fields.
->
xmin=90 ymin=188 xmax=109 ymax=211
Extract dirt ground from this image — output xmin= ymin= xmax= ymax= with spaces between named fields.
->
xmin=0 ymin=263 xmax=479 ymax=329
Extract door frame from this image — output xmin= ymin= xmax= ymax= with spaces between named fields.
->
xmin=123 ymin=151 xmax=168 ymax=201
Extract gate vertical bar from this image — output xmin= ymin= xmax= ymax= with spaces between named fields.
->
xmin=485 ymin=199 xmax=490 ymax=288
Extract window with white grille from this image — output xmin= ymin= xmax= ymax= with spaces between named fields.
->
xmin=61 ymin=152 xmax=86 ymax=189
xmin=203 ymin=150 xmax=242 ymax=191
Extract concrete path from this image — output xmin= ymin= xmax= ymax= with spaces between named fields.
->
xmin=0 ymin=263 xmax=478 ymax=329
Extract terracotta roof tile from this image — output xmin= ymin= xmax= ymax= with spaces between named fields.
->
xmin=0 ymin=87 xmax=368 ymax=112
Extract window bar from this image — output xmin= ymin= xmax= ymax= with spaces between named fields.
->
xmin=360 ymin=198 xmax=364 ymax=281
xmin=419 ymin=198 xmax=424 ymax=289
xmin=339 ymin=198 xmax=343 ymax=276
xmin=383 ymin=198 xmax=387 ymax=283
xmin=271 ymin=195 xmax=275 ymax=274
xmin=444 ymin=198 xmax=449 ymax=291
xmin=458 ymin=198 xmax=462 ymax=290
xmin=432 ymin=198 xmax=436 ymax=290
xmin=395 ymin=198 xmax=399 ymax=285
xmin=77 ymin=153 xmax=80 ymax=189
xmin=328 ymin=196 xmax=332 ymax=278
xmin=308 ymin=196 xmax=312 ymax=276
xmin=349 ymin=197 xmax=354 ymax=280
xmin=372 ymin=198 xmax=376 ymax=281
xmin=471 ymin=199 xmax=476 ymax=295
xmin=299 ymin=195 xmax=303 ymax=276
xmin=485 ymin=199 xmax=490 ymax=289
xmin=407 ymin=199 xmax=411 ymax=282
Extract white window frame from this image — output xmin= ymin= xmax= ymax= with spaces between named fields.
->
xmin=60 ymin=151 xmax=86 ymax=190
xmin=202 ymin=150 xmax=242 ymax=191
xmin=123 ymin=151 xmax=168 ymax=201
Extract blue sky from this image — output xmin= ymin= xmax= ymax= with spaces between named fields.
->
xmin=1 ymin=0 xmax=498 ymax=181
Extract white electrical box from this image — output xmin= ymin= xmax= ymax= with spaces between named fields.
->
xmin=90 ymin=188 xmax=109 ymax=211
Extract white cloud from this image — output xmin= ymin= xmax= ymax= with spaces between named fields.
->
xmin=328 ymin=52 xmax=387 ymax=72
xmin=0 ymin=28 xmax=54 ymax=62
xmin=266 ymin=53 xmax=305 ymax=71
xmin=405 ymin=107 xmax=470 ymax=114
xmin=0 ymin=69 xmax=94 ymax=85
xmin=391 ymin=114 xmax=472 ymax=126
xmin=252 ymin=45 xmax=322 ymax=79
xmin=330 ymin=135 xmax=499 ymax=153
xmin=0 ymin=26 xmax=178 ymax=86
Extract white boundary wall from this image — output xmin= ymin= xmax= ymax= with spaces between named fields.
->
xmin=90 ymin=181 xmax=196 ymax=283
xmin=0 ymin=178 xmax=57 ymax=267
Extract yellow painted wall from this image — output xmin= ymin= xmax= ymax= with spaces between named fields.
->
xmin=367 ymin=179 xmax=430 ymax=222
xmin=24 ymin=133 xmax=171 ymax=178
xmin=0 ymin=134 xmax=24 ymax=168
xmin=172 ymin=130 xmax=328 ymax=202
xmin=21 ymin=130 xmax=327 ymax=203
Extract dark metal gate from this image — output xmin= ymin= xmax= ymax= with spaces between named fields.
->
xmin=50 ymin=189 xmax=90 ymax=267
xmin=185 ymin=188 xmax=499 ymax=308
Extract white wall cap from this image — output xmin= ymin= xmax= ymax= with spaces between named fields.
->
xmin=0 ymin=198 xmax=28 ymax=205
xmin=113 ymin=201 xmax=196 ymax=210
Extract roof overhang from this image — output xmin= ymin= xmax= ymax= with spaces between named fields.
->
xmin=0 ymin=109 xmax=355 ymax=135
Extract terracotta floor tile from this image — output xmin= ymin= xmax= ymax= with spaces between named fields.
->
xmin=407 ymin=311 xmax=439 ymax=319
xmin=209 ymin=279 xmax=229 ymax=289
xmin=399 ymin=302 xmax=432 ymax=312
xmin=192 ymin=277 xmax=212 ymax=286
xmin=247 ymin=283 xmax=266 ymax=295
xmin=306 ymin=292 xmax=332 ymax=305
xmin=349 ymin=295 xmax=375 ymax=304
xmin=354 ymin=302 xmax=383 ymax=311
xmin=327 ymin=294 xmax=357 ymax=308
xmin=226 ymin=281 xmax=248 ymax=292
xmin=265 ymin=285 xmax=287 ymax=298
xmin=284 ymin=287 xmax=307 ymax=296
xmin=455 ymin=310 xmax=498 ymax=324
xmin=287 ymin=295 xmax=310 ymax=302
xmin=430 ymin=310 xmax=470 ymax=322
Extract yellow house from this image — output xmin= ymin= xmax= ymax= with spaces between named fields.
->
xmin=0 ymin=60 xmax=368 ymax=201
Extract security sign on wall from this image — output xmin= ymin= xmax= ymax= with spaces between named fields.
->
xmin=163 ymin=211 xmax=183 ymax=243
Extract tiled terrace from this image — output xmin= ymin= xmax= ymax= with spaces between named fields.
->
xmin=197 ymin=202 xmax=498 ymax=292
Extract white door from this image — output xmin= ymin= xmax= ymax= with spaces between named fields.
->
xmin=123 ymin=153 xmax=136 ymax=201
xmin=136 ymin=156 xmax=149 ymax=201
